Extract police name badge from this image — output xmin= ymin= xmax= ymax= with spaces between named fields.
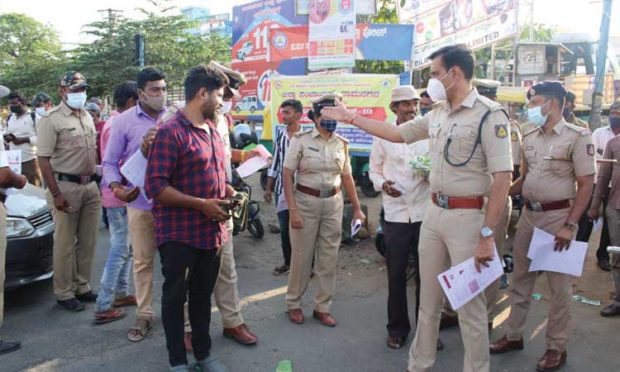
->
xmin=495 ymin=124 xmax=508 ymax=138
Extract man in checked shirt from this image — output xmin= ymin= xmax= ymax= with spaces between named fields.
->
xmin=144 ymin=65 xmax=232 ymax=372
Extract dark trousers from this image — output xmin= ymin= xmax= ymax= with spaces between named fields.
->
xmin=159 ymin=241 xmax=221 ymax=367
xmin=277 ymin=210 xmax=292 ymax=266
xmin=577 ymin=186 xmax=611 ymax=262
xmin=384 ymin=220 xmax=421 ymax=339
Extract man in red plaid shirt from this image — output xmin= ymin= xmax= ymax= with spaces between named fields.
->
xmin=145 ymin=64 xmax=232 ymax=372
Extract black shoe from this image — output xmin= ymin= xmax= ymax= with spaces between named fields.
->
xmin=272 ymin=265 xmax=290 ymax=276
xmin=600 ymin=303 xmax=620 ymax=317
xmin=0 ymin=339 xmax=21 ymax=356
xmin=76 ymin=291 xmax=98 ymax=303
xmin=57 ymin=298 xmax=85 ymax=312
xmin=597 ymin=260 xmax=611 ymax=272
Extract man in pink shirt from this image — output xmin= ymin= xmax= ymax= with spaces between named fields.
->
xmin=93 ymin=81 xmax=139 ymax=324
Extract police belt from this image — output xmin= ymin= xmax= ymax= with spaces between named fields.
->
xmin=431 ymin=192 xmax=484 ymax=210
xmin=296 ymin=184 xmax=340 ymax=198
xmin=525 ymin=199 xmax=571 ymax=212
xmin=56 ymin=172 xmax=97 ymax=185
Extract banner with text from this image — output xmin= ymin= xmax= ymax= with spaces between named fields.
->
xmin=308 ymin=0 xmax=356 ymax=70
xmin=270 ymin=74 xmax=397 ymax=151
xmin=398 ymin=0 xmax=517 ymax=69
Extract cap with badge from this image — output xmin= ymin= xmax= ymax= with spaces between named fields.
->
xmin=60 ymin=71 xmax=89 ymax=90
xmin=208 ymin=61 xmax=246 ymax=97
xmin=526 ymin=81 xmax=566 ymax=101
xmin=473 ymin=78 xmax=501 ymax=98
xmin=391 ymin=86 xmax=420 ymax=103
xmin=0 ymin=84 xmax=10 ymax=98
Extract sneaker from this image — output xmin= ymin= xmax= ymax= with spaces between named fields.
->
xmin=0 ymin=339 xmax=21 ymax=356
xmin=57 ymin=298 xmax=85 ymax=312
xmin=76 ymin=291 xmax=98 ymax=303
xmin=272 ymin=265 xmax=290 ymax=276
xmin=194 ymin=355 xmax=228 ymax=372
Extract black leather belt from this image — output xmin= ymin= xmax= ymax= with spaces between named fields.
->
xmin=57 ymin=172 xmax=97 ymax=185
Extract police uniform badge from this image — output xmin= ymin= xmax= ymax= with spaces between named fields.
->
xmin=586 ymin=144 xmax=595 ymax=156
xmin=510 ymin=131 xmax=518 ymax=142
xmin=495 ymin=124 xmax=508 ymax=138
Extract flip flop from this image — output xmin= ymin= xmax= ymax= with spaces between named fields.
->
xmin=127 ymin=319 xmax=151 ymax=342
xmin=93 ymin=308 xmax=126 ymax=325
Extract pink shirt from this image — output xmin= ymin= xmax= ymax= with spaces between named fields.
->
xmin=100 ymin=111 xmax=126 ymax=209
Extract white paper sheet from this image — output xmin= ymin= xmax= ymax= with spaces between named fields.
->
xmin=527 ymin=227 xmax=588 ymax=277
xmin=351 ymin=219 xmax=362 ymax=237
xmin=235 ymin=144 xmax=272 ymax=178
xmin=6 ymin=150 xmax=21 ymax=174
xmin=120 ymin=150 xmax=148 ymax=188
xmin=437 ymin=249 xmax=503 ymax=311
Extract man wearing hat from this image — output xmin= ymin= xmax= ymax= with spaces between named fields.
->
xmin=37 ymin=71 xmax=101 ymax=312
xmin=563 ymin=91 xmax=589 ymax=129
xmin=490 ymin=81 xmax=595 ymax=371
xmin=32 ymin=92 xmax=53 ymax=117
xmin=369 ymin=86 xmax=431 ymax=350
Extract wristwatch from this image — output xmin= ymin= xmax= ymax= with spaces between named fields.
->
xmin=564 ymin=221 xmax=578 ymax=232
xmin=481 ymin=226 xmax=495 ymax=238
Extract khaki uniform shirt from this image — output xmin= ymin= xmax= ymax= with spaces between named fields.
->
xmin=37 ymin=101 xmax=97 ymax=176
xmin=566 ymin=113 xmax=589 ymax=129
xmin=398 ymin=89 xmax=513 ymax=197
xmin=283 ymin=127 xmax=352 ymax=190
xmin=510 ymin=120 xmax=523 ymax=166
xmin=522 ymin=119 xmax=595 ymax=203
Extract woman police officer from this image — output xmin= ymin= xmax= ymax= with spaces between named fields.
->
xmin=282 ymin=93 xmax=365 ymax=327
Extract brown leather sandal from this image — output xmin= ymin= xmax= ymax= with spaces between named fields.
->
xmin=127 ymin=318 xmax=151 ymax=342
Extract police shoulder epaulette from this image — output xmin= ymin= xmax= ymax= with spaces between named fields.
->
xmin=524 ymin=128 xmax=538 ymax=137
xmin=336 ymin=134 xmax=349 ymax=144
xmin=478 ymin=97 xmax=503 ymax=112
xmin=565 ymin=122 xmax=591 ymax=136
xmin=294 ymin=129 xmax=312 ymax=138
xmin=47 ymin=105 xmax=62 ymax=114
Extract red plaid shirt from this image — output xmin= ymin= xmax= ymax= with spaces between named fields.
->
xmin=145 ymin=110 xmax=228 ymax=250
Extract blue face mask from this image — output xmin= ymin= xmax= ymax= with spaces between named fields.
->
xmin=66 ymin=92 xmax=87 ymax=109
xmin=320 ymin=119 xmax=337 ymax=133
xmin=420 ymin=107 xmax=431 ymax=116
xmin=527 ymin=100 xmax=550 ymax=127
xmin=610 ymin=117 xmax=620 ymax=130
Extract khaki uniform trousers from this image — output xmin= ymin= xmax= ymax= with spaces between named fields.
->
xmin=286 ymin=191 xmax=343 ymax=313
xmin=603 ymin=207 xmax=620 ymax=306
xmin=0 ymin=203 xmax=7 ymax=329
xmin=504 ymin=208 xmax=573 ymax=352
xmin=127 ymin=208 xmax=157 ymax=321
xmin=408 ymin=203 xmax=490 ymax=372
xmin=185 ymin=221 xmax=243 ymax=332
xmin=48 ymin=181 xmax=101 ymax=301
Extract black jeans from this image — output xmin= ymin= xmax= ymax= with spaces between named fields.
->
xmin=577 ymin=186 xmax=611 ymax=262
xmin=277 ymin=209 xmax=291 ymax=267
xmin=159 ymin=241 xmax=221 ymax=367
xmin=384 ymin=220 xmax=421 ymax=339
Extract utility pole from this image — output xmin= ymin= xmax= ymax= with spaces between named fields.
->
xmin=529 ymin=0 xmax=534 ymax=41
xmin=97 ymin=8 xmax=123 ymax=36
xmin=590 ymin=0 xmax=613 ymax=129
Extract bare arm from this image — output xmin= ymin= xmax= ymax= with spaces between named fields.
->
xmin=341 ymin=174 xmax=361 ymax=212
xmin=484 ymin=171 xmax=513 ymax=230
xmin=38 ymin=157 xmax=60 ymax=197
xmin=0 ymin=167 xmax=27 ymax=189
xmin=567 ymin=175 xmax=594 ymax=225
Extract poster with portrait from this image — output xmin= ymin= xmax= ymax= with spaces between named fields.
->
xmin=308 ymin=0 xmax=357 ymax=70
xmin=296 ymin=0 xmax=376 ymax=15
xmin=398 ymin=0 xmax=517 ymax=69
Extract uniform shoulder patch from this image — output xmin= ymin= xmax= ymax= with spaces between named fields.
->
xmin=336 ymin=134 xmax=350 ymax=144
xmin=511 ymin=131 xmax=518 ymax=142
xmin=495 ymin=124 xmax=508 ymax=138
xmin=294 ymin=129 xmax=312 ymax=138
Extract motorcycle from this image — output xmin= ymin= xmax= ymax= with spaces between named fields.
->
xmin=230 ymin=169 xmax=264 ymax=239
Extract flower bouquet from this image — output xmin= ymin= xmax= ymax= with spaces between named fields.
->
xmin=409 ymin=155 xmax=431 ymax=180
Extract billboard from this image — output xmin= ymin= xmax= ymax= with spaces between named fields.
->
xmin=270 ymin=74 xmax=398 ymax=151
xmin=308 ymin=0 xmax=357 ymax=70
xmin=398 ymin=0 xmax=517 ymax=69
xmin=231 ymin=0 xmax=308 ymax=118
xmin=268 ymin=23 xmax=414 ymax=62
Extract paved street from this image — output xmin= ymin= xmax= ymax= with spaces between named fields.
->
xmin=2 ymin=175 xmax=620 ymax=372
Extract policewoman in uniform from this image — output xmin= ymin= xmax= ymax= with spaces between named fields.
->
xmin=282 ymin=93 xmax=365 ymax=327
xmin=323 ymin=45 xmax=513 ymax=372
xmin=490 ymin=82 xmax=595 ymax=371
xmin=37 ymin=72 xmax=101 ymax=312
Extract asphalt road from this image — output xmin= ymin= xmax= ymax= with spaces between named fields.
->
xmin=2 ymin=178 xmax=620 ymax=372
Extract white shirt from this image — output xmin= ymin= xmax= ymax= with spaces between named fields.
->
xmin=6 ymin=111 xmax=37 ymax=162
xmin=369 ymin=122 xmax=430 ymax=223
xmin=592 ymin=126 xmax=617 ymax=178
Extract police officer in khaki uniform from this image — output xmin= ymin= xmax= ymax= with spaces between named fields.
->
xmin=323 ymin=45 xmax=513 ymax=372
xmin=490 ymin=82 xmax=595 ymax=372
xmin=563 ymin=91 xmax=589 ymax=129
xmin=37 ymin=72 xmax=101 ymax=312
xmin=282 ymin=93 xmax=365 ymax=327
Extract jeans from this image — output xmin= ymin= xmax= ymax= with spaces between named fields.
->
xmin=95 ymin=207 xmax=132 ymax=312
xmin=277 ymin=209 xmax=291 ymax=266
xmin=159 ymin=241 xmax=221 ymax=367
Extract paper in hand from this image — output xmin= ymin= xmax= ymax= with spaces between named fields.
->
xmin=351 ymin=219 xmax=362 ymax=237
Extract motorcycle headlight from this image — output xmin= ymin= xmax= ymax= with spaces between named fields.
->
xmin=6 ymin=217 xmax=35 ymax=238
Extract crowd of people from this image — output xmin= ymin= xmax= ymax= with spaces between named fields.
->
xmin=0 ymin=43 xmax=618 ymax=372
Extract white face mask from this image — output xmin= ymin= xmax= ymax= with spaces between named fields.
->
xmin=222 ymin=101 xmax=233 ymax=114
xmin=66 ymin=92 xmax=87 ymax=109
xmin=426 ymin=69 xmax=454 ymax=102
xmin=35 ymin=107 xmax=47 ymax=116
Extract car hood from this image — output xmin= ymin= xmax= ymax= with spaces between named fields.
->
xmin=5 ymin=184 xmax=49 ymax=218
